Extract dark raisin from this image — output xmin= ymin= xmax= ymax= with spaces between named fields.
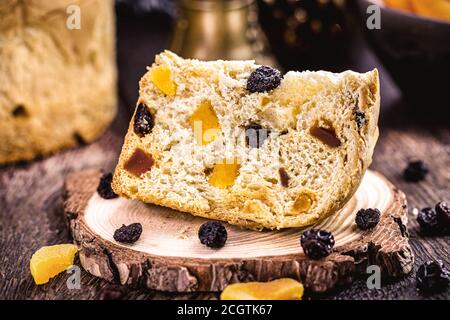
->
xmin=416 ymin=260 xmax=450 ymax=293
xmin=417 ymin=207 xmax=440 ymax=234
xmin=97 ymin=173 xmax=118 ymax=199
xmin=198 ymin=221 xmax=227 ymax=248
xmin=245 ymin=123 xmax=271 ymax=148
xmin=113 ymin=223 xmax=142 ymax=244
xmin=279 ymin=167 xmax=290 ymax=187
xmin=133 ymin=104 xmax=154 ymax=137
xmin=247 ymin=66 xmax=282 ymax=93
xmin=355 ymin=208 xmax=380 ymax=230
xmin=73 ymin=132 xmax=86 ymax=145
xmin=96 ymin=284 xmax=127 ymax=300
xmin=204 ymin=167 xmax=213 ymax=176
xmin=300 ymin=229 xmax=334 ymax=260
xmin=355 ymin=111 xmax=365 ymax=128
xmin=436 ymin=201 xmax=450 ymax=229
xmin=403 ymin=160 xmax=428 ymax=182
xmin=310 ymin=126 xmax=341 ymax=148
xmin=12 ymin=105 xmax=28 ymax=117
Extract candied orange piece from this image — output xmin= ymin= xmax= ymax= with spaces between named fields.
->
xmin=150 ymin=65 xmax=177 ymax=96
xmin=30 ymin=244 xmax=78 ymax=285
xmin=208 ymin=158 xmax=240 ymax=189
xmin=221 ymin=278 xmax=304 ymax=300
xmin=294 ymin=193 xmax=314 ymax=213
xmin=409 ymin=0 xmax=450 ymax=22
xmin=189 ymin=100 xmax=221 ymax=145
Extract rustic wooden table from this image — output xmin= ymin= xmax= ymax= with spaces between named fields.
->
xmin=0 ymin=11 xmax=448 ymax=300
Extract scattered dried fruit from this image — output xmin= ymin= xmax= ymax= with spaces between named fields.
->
xmin=278 ymin=167 xmax=290 ymax=187
xmin=417 ymin=203 xmax=449 ymax=235
xmin=436 ymin=201 xmax=449 ymax=229
xmin=355 ymin=208 xmax=381 ymax=230
xmin=208 ymin=158 xmax=240 ymax=189
xmin=150 ymin=65 xmax=176 ymax=96
xmin=247 ymin=66 xmax=282 ymax=93
xmin=30 ymin=244 xmax=78 ymax=285
xmin=124 ymin=149 xmax=154 ymax=177
xmin=198 ymin=221 xmax=227 ymax=248
xmin=189 ymin=100 xmax=221 ymax=145
xmin=133 ymin=104 xmax=154 ymax=137
xmin=403 ymin=160 xmax=428 ymax=182
xmin=97 ymin=284 xmax=127 ymax=300
xmin=221 ymin=278 xmax=304 ymax=300
xmin=300 ymin=229 xmax=334 ymax=260
xmin=113 ymin=223 xmax=143 ymax=244
xmin=417 ymin=207 xmax=439 ymax=234
xmin=416 ymin=260 xmax=450 ymax=293
xmin=245 ymin=123 xmax=271 ymax=148
xmin=310 ymin=126 xmax=341 ymax=148
xmin=97 ymin=172 xmax=118 ymax=199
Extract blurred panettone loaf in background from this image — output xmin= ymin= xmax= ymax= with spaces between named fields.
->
xmin=0 ymin=0 xmax=117 ymax=164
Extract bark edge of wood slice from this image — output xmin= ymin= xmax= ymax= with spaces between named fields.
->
xmin=63 ymin=170 xmax=413 ymax=293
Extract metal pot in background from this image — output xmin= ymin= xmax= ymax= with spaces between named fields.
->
xmin=169 ymin=0 xmax=277 ymax=66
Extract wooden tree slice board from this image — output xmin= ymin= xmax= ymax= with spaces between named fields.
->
xmin=64 ymin=170 xmax=413 ymax=293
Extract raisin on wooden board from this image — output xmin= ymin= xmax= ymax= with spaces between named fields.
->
xmin=198 ymin=221 xmax=227 ymax=248
xmin=355 ymin=208 xmax=380 ymax=230
xmin=300 ymin=229 xmax=334 ymax=260
xmin=113 ymin=223 xmax=143 ymax=244
xmin=97 ymin=173 xmax=118 ymax=200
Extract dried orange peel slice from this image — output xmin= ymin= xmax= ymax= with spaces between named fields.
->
xmin=221 ymin=278 xmax=304 ymax=300
xmin=384 ymin=0 xmax=450 ymax=22
xmin=30 ymin=244 xmax=78 ymax=285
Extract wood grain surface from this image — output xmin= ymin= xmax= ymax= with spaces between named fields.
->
xmin=63 ymin=169 xmax=411 ymax=293
xmin=0 ymin=10 xmax=448 ymax=300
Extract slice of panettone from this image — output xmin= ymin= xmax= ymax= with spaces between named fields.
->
xmin=112 ymin=51 xmax=380 ymax=230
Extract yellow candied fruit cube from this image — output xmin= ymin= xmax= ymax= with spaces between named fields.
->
xmin=208 ymin=158 xmax=240 ymax=189
xmin=221 ymin=278 xmax=304 ymax=300
xmin=189 ymin=100 xmax=221 ymax=146
xmin=150 ymin=65 xmax=177 ymax=96
xmin=30 ymin=244 xmax=78 ymax=285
